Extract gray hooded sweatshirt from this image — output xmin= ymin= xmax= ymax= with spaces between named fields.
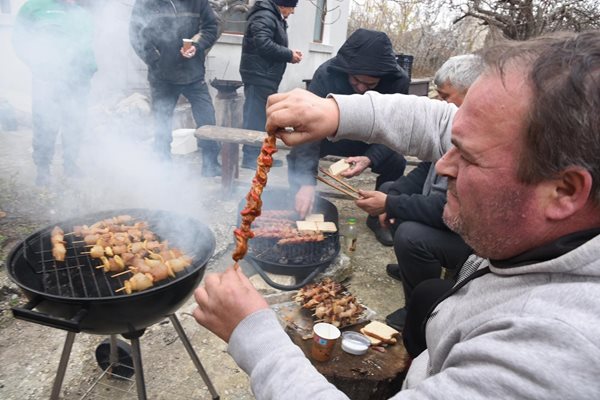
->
xmin=226 ymin=92 xmax=600 ymax=399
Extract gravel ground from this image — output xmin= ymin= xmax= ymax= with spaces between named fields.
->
xmin=0 ymin=124 xmax=405 ymax=400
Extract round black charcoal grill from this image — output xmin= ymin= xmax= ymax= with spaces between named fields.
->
xmin=239 ymin=188 xmax=340 ymax=290
xmin=7 ymin=209 xmax=220 ymax=400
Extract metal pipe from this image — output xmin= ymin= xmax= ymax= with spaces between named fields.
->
xmin=50 ymin=331 xmax=76 ymax=400
xmin=129 ymin=337 xmax=147 ymax=400
xmin=169 ymin=314 xmax=220 ymax=400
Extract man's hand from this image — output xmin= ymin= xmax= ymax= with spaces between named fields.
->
xmin=193 ymin=267 xmax=269 ymax=343
xmin=296 ymin=185 xmax=315 ymax=218
xmin=266 ymin=88 xmax=340 ymax=145
xmin=340 ymin=156 xmax=371 ymax=178
xmin=379 ymin=212 xmax=394 ymax=229
xmin=291 ymin=50 xmax=303 ymax=64
xmin=355 ymin=190 xmax=387 ymax=216
xmin=180 ymin=45 xmax=196 ymax=59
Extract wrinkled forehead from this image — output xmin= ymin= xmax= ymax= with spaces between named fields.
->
xmin=452 ymin=69 xmax=533 ymax=151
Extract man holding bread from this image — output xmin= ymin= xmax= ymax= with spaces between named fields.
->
xmin=193 ymin=31 xmax=600 ymax=398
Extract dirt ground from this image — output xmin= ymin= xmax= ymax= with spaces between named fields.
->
xmin=0 ymin=125 xmax=405 ymax=399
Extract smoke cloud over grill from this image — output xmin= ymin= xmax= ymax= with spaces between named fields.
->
xmin=3 ymin=1 xmax=221 ymax=247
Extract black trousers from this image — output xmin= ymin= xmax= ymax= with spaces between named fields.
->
xmin=242 ymin=83 xmax=275 ymax=160
xmin=150 ymin=79 xmax=217 ymax=160
xmin=403 ymin=278 xmax=454 ymax=358
xmin=393 ymin=220 xmax=471 ymax=300
xmin=319 ymin=139 xmax=406 ymax=189
xmin=391 ymin=221 xmax=471 ymax=358
xmin=31 ymin=77 xmax=90 ymax=170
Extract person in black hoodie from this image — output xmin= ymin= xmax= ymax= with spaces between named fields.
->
xmin=287 ymin=28 xmax=409 ymax=245
xmin=130 ymin=0 xmax=220 ymax=176
xmin=239 ymin=0 xmax=302 ymax=169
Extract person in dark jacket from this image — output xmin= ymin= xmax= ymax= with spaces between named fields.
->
xmin=355 ymin=54 xmax=483 ymax=337
xmin=239 ymin=0 xmax=302 ymax=168
xmin=12 ymin=0 xmax=97 ymax=187
xmin=130 ymin=0 xmax=220 ymax=176
xmin=287 ymin=29 xmax=409 ymax=245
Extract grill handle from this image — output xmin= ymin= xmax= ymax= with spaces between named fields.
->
xmin=12 ymin=297 xmax=87 ymax=333
xmin=247 ymin=258 xmax=327 ymax=291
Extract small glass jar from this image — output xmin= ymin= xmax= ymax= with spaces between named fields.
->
xmin=344 ymin=217 xmax=358 ymax=253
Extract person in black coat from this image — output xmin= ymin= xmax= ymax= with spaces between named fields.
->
xmin=130 ymin=0 xmax=221 ymax=176
xmin=239 ymin=0 xmax=302 ymax=168
xmin=287 ymin=29 xmax=409 ymax=246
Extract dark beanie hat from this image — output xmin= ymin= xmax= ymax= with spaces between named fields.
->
xmin=274 ymin=0 xmax=298 ymax=7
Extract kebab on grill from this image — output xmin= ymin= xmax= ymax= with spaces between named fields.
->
xmin=51 ymin=226 xmax=67 ymax=262
xmin=119 ymin=254 xmax=192 ymax=295
xmin=252 ymin=211 xmax=332 ymax=244
xmin=121 ymin=272 xmax=154 ymax=294
xmin=232 ymin=135 xmax=277 ymax=265
xmin=68 ymin=215 xmax=194 ymax=294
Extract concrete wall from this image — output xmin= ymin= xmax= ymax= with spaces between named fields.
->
xmin=0 ymin=0 xmax=350 ymax=115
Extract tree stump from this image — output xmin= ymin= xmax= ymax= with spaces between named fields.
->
xmin=286 ymin=323 xmax=410 ymax=400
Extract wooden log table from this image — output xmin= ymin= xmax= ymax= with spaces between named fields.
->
xmin=195 ymin=125 xmax=290 ymax=194
xmin=286 ymin=323 xmax=410 ymax=400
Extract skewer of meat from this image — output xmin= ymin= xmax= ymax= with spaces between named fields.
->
xmin=51 ymin=226 xmax=67 ymax=262
xmin=232 ymin=135 xmax=277 ymax=266
xmin=116 ymin=272 xmax=154 ymax=294
xmin=277 ymin=232 xmax=325 ymax=245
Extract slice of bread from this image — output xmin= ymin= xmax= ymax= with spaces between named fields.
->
xmin=296 ymin=221 xmax=317 ymax=232
xmin=297 ymin=220 xmax=337 ymax=233
xmin=328 ymin=159 xmax=351 ymax=176
xmin=362 ymin=321 xmax=399 ymax=345
xmin=360 ymin=328 xmax=382 ymax=346
xmin=305 ymin=214 xmax=324 ymax=222
xmin=315 ymin=221 xmax=337 ymax=232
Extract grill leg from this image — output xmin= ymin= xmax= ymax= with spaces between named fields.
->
xmin=169 ymin=314 xmax=220 ymax=399
xmin=129 ymin=337 xmax=147 ymax=400
xmin=110 ymin=335 xmax=119 ymax=366
xmin=50 ymin=331 xmax=76 ymax=400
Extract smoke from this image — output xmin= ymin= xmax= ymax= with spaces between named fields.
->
xmin=5 ymin=1 xmax=226 ymax=245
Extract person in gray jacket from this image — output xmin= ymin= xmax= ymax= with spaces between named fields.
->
xmin=193 ymin=30 xmax=600 ymax=399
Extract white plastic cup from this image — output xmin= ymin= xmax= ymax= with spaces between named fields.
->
xmin=311 ymin=322 xmax=341 ymax=362
xmin=182 ymin=39 xmax=193 ymax=51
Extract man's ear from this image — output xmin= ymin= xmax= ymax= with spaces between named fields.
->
xmin=544 ymin=167 xmax=593 ymax=221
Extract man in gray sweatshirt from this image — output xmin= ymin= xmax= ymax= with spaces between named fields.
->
xmin=193 ymin=31 xmax=600 ymax=399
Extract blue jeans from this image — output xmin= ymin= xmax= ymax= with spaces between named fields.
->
xmin=150 ymin=79 xmax=217 ymax=160
xmin=242 ymin=84 xmax=275 ymax=160
xmin=32 ymin=77 xmax=90 ymax=169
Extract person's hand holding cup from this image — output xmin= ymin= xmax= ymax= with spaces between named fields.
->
xmin=181 ymin=39 xmax=195 ymax=58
